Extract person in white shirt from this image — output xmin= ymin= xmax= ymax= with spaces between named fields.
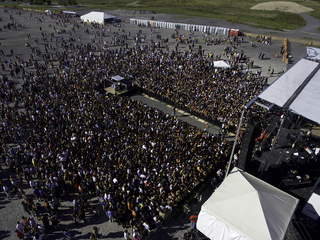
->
xmin=29 ymin=179 xmax=36 ymax=188
xmin=124 ymin=229 xmax=130 ymax=239
xmin=16 ymin=221 xmax=24 ymax=233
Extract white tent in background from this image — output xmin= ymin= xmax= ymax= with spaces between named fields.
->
xmin=80 ymin=11 xmax=117 ymax=24
xmin=213 ymin=60 xmax=230 ymax=68
xmin=62 ymin=10 xmax=77 ymax=15
xmin=197 ymin=167 xmax=299 ymax=240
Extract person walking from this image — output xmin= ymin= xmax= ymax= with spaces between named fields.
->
xmin=3 ymin=184 xmax=11 ymax=200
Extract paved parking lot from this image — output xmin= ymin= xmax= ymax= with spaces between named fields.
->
xmin=0 ymin=5 xmax=311 ymax=240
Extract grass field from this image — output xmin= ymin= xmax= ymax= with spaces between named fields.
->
xmin=2 ymin=0 xmax=320 ymax=30
xmin=77 ymin=0 xmax=320 ymax=30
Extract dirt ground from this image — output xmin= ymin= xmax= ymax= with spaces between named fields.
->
xmin=250 ymin=1 xmax=314 ymax=13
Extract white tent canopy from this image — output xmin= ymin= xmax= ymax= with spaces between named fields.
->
xmin=301 ymin=192 xmax=320 ymax=221
xmin=197 ymin=167 xmax=299 ymax=240
xmin=111 ymin=75 xmax=125 ymax=82
xmin=214 ymin=60 xmax=230 ymax=68
xmin=258 ymin=58 xmax=320 ymax=124
xmin=80 ymin=11 xmax=117 ymax=24
xmin=62 ymin=11 xmax=76 ymax=15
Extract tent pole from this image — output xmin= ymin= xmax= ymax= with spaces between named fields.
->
xmin=311 ymin=177 xmax=320 ymax=193
xmin=225 ymin=108 xmax=246 ymax=180
xmin=260 ymin=114 xmax=285 ymax=177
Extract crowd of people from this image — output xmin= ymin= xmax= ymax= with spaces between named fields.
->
xmin=0 ymin=8 xmax=238 ymax=239
xmin=137 ymin=44 xmax=268 ymax=132
xmin=14 ymin=215 xmax=47 ymax=240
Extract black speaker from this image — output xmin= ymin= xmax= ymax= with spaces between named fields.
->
xmin=255 ymin=150 xmax=262 ymax=158
xmin=237 ymin=123 xmax=261 ymax=172
xmin=282 ymin=118 xmax=292 ymax=129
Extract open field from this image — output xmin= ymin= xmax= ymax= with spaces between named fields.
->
xmin=1 ymin=0 xmax=320 ymax=30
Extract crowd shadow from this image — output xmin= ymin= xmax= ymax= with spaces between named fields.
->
xmin=70 ymin=229 xmax=87 ymax=239
xmin=73 ymin=232 xmax=91 ymax=239
xmin=0 ymin=230 xmax=10 ymax=239
xmin=49 ymin=199 xmax=115 ymax=237
xmin=252 ymin=65 xmax=261 ymax=69
xmin=0 ymin=195 xmax=10 ymax=205
xmin=105 ymin=231 xmax=123 ymax=239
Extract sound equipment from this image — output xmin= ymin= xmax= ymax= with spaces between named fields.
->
xmin=237 ymin=123 xmax=261 ymax=176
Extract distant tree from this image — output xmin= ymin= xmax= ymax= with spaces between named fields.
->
xmin=58 ymin=0 xmax=67 ymax=6
xmin=29 ymin=0 xmax=47 ymax=4
xmin=68 ymin=0 xmax=78 ymax=5
xmin=58 ymin=0 xmax=77 ymax=6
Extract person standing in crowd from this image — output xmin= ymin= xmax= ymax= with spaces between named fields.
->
xmin=124 ymin=229 xmax=131 ymax=240
xmin=183 ymin=203 xmax=190 ymax=218
xmin=15 ymin=229 xmax=24 ymax=240
xmin=3 ymin=184 xmax=11 ymax=200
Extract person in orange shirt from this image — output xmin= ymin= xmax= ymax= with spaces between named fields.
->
xmin=190 ymin=214 xmax=198 ymax=229
xmin=21 ymin=216 xmax=30 ymax=229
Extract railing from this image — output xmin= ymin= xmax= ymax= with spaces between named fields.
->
xmin=140 ymin=88 xmax=223 ymax=129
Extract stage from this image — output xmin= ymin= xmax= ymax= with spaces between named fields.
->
xmin=238 ymin=114 xmax=320 ymax=239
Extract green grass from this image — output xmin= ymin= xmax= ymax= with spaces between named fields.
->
xmin=301 ymin=44 xmax=320 ymax=48
xmin=300 ymin=36 xmax=317 ymax=40
xmin=2 ymin=0 xmax=320 ymax=30
xmin=300 ymin=0 xmax=320 ymax=21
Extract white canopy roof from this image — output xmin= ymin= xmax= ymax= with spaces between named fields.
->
xmin=197 ymin=167 xmax=299 ymax=240
xmin=111 ymin=75 xmax=125 ymax=82
xmin=62 ymin=11 xmax=76 ymax=15
xmin=214 ymin=60 xmax=230 ymax=68
xmin=80 ymin=11 xmax=117 ymax=24
xmin=301 ymin=192 xmax=320 ymax=221
xmin=258 ymin=58 xmax=320 ymax=124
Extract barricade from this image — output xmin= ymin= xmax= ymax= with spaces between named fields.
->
xmin=130 ymin=18 xmax=230 ymax=35
xmin=140 ymin=88 xmax=222 ymax=128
